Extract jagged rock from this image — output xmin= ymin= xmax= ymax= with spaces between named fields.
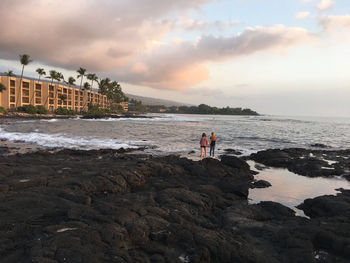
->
xmin=249 ymin=148 xmax=350 ymax=180
xmin=223 ymin=148 xmax=243 ymax=155
xmin=221 ymin=155 xmax=250 ymax=170
xmin=251 ymin=180 xmax=271 ymax=188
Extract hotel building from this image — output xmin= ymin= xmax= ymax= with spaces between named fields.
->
xmin=0 ymin=74 xmax=108 ymax=111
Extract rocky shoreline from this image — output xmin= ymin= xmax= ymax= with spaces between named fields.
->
xmin=249 ymin=148 xmax=350 ymax=181
xmin=0 ymin=148 xmax=349 ymax=262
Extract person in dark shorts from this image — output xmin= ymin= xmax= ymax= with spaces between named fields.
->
xmin=200 ymin=133 xmax=209 ymax=160
xmin=209 ymin=132 xmax=216 ymax=157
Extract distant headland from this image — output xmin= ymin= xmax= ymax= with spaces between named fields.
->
xmin=146 ymin=104 xmax=259 ymax=115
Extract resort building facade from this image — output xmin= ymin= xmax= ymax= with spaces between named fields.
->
xmin=0 ymin=74 xmax=108 ymax=111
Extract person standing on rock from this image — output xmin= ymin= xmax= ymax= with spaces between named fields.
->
xmin=209 ymin=132 xmax=216 ymax=158
xmin=200 ymin=133 xmax=209 ymax=160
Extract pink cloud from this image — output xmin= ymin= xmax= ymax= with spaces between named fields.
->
xmin=319 ymin=15 xmax=350 ymax=31
xmin=0 ymin=0 xmax=315 ymax=90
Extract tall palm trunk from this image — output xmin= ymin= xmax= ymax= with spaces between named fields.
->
xmin=79 ymin=77 xmax=83 ymax=91
xmin=43 ymin=78 xmax=54 ymax=108
xmin=16 ymin=65 xmax=25 ymax=107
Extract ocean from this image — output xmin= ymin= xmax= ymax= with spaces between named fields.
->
xmin=1 ymin=114 xmax=349 ymax=157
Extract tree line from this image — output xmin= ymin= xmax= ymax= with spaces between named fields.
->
xmin=147 ymin=104 xmax=259 ymax=115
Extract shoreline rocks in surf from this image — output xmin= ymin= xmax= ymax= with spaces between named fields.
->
xmin=249 ymin=148 xmax=350 ymax=181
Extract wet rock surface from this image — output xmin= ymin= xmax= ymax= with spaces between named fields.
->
xmin=251 ymin=180 xmax=272 ymax=189
xmin=223 ymin=148 xmax=243 ymax=155
xmin=0 ymin=150 xmax=349 ymax=262
xmin=249 ymin=148 xmax=350 ymax=180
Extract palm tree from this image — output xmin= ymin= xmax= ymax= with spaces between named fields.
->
xmin=87 ymin=73 xmax=98 ymax=90
xmin=56 ymin=72 xmax=65 ymax=83
xmin=82 ymin=82 xmax=91 ymax=110
xmin=98 ymin=77 xmax=111 ymax=95
xmin=31 ymin=68 xmax=46 ymax=104
xmin=16 ymin=54 xmax=32 ymax=107
xmin=0 ymin=83 xmax=6 ymax=93
xmin=77 ymin=67 xmax=86 ymax=91
xmin=59 ymin=94 xmax=67 ymax=105
xmin=5 ymin=70 xmax=14 ymax=77
xmin=66 ymin=77 xmax=76 ymax=87
xmin=83 ymin=82 xmax=91 ymax=90
xmin=36 ymin=68 xmax=46 ymax=81
xmin=54 ymin=72 xmax=65 ymax=105
xmin=44 ymin=70 xmax=58 ymax=107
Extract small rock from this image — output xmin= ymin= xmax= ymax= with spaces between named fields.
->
xmin=251 ymin=180 xmax=272 ymax=188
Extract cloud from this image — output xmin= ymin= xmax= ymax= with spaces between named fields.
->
xmin=316 ymin=0 xmax=335 ymax=11
xmin=0 ymin=0 xmax=315 ymax=90
xmin=319 ymin=15 xmax=350 ymax=31
xmin=295 ymin=12 xmax=311 ymax=19
xmin=175 ymin=19 xmax=240 ymax=31
xmin=115 ymin=25 xmax=315 ymax=89
xmin=0 ymin=0 xmax=213 ymax=71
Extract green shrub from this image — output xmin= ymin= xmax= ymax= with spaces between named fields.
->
xmin=83 ymin=104 xmax=109 ymax=116
xmin=0 ymin=106 xmax=7 ymax=113
xmin=55 ymin=107 xmax=77 ymax=115
xmin=36 ymin=105 xmax=48 ymax=114
xmin=17 ymin=104 xmax=37 ymax=114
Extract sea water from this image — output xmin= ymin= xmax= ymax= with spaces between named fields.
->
xmin=1 ymin=114 xmax=350 ymax=156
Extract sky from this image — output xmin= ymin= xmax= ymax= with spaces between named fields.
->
xmin=0 ymin=0 xmax=350 ymax=117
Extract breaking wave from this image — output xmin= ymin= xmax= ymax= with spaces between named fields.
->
xmin=0 ymin=128 xmax=145 ymax=150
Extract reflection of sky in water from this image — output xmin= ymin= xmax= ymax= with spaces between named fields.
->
xmin=248 ymin=161 xmax=350 ymax=217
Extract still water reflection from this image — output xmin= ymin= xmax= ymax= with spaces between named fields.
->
xmin=248 ymin=161 xmax=350 ymax=217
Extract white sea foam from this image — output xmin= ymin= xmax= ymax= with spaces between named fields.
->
xmin=0 ymin=128 xmax=144 ymax=150
xmin=78 ymin=115 xmax=205 ymax=122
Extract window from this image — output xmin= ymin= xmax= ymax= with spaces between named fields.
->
xmin=10 ymin=88 xmax=15 ymax=95
xmin=22 ymin=97 xmax=29 ymax=103
xmin=10 ymin=104 xmax=15 ymax=109
xmin=49 ymin=99 xmax=54 ymax=104
xmin=49 ymin=85 xmax=54 ymax=91
xmin=35 ymin=98 xmax=41 ymax=104
xmin=35 ymin=91 xmax=41 ymax=97
xmin=23 ymin=90 xmax=29 ymax=96
xmin=63 ymin=88 xmax=67 ymax=93
xmin=35 ymin=84 xmax=41 ymax=90
xmin=23 ymin=82 xmax=29 ymax=89
xmin=10 ymin=96 xmax=15 ymax=102
xmin=49 ymin=93 xmax=54 ymax=98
